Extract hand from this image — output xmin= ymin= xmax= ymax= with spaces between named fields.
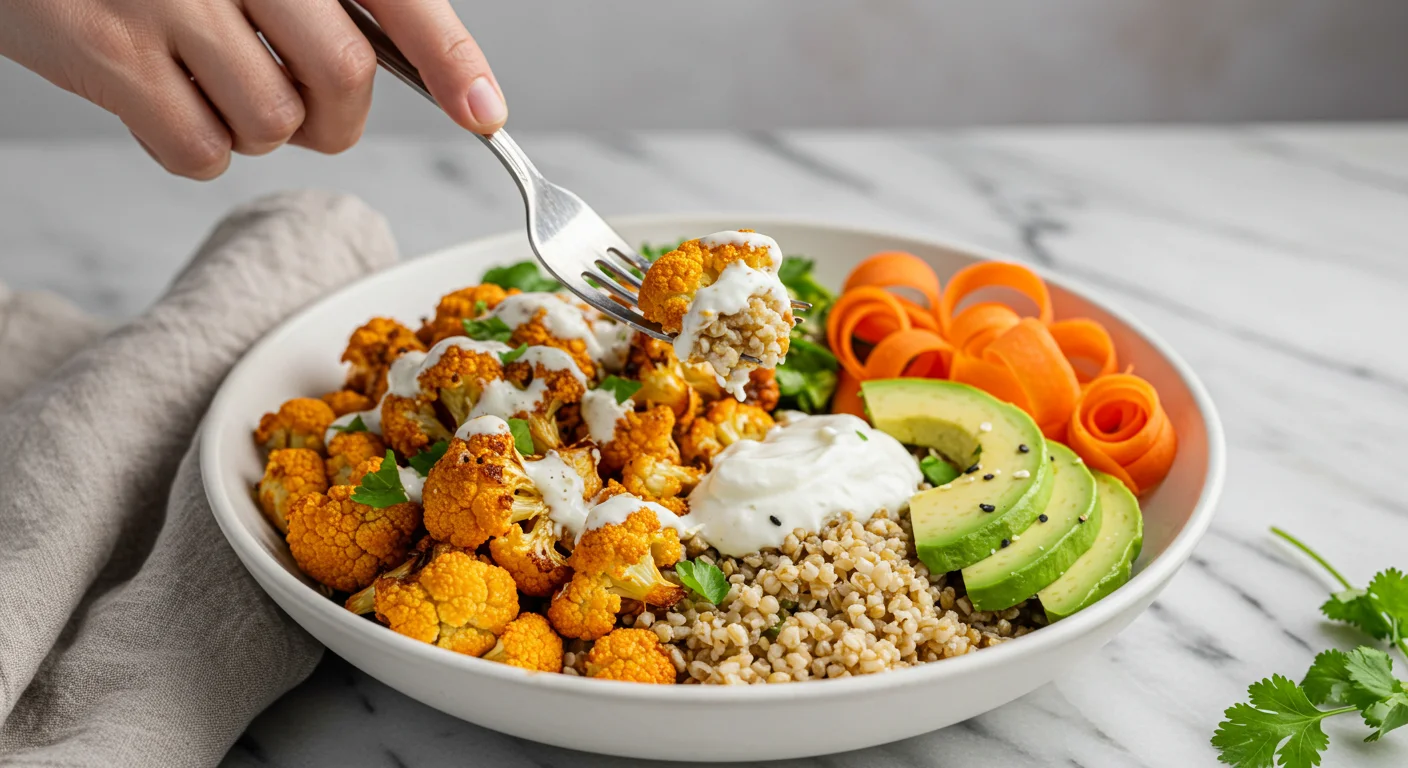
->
xmin=0 ymin=0 xmax=507 ymax=179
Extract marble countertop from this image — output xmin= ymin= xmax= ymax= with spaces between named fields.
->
xmin=3 ymin=125 xmax=1407 ymax=767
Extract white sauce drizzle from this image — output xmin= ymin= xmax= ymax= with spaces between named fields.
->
xmin=490 ymin=293 xmax=603 ymax=359
xmin=420 ymin=336 xmax=510 ymax=374
xmin=384 ymin=350 xmax=428 ymax=399
xmin=522 ymin=451 xmax=590 ymax=538
xmin=398 ymin=467 xmax=425 ymax=504
xmin=580 ymin=389 xmax=631 ymax=445
xmin=469 ymin=346 xmax=587 ymax=421
xmin=578 ymin=493 xmax=693 ymax=543
xmin=454 ymin=414 xmax=511 ymax=440
xmin=698 ymin=230 xmax=783 ymax=271
xmin=592 ymin=320 xmax=634 ymax=373
xmin=673 ymin=261 xmax=791 ymax=399
xmin=687 ymin=414 xmax=921 ymax=557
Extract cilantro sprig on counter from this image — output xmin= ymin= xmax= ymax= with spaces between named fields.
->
xmin=351 ymin=450 xmax=409 ymax=508
xmin=1212 ymin=529 xmax=1408 ymax=767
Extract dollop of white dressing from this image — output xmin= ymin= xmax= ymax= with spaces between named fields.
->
xmin=674 ymin=261 xmax=791 ymax=399
xmin=578 ymin=492 xmax=693 ymax=544
xmin=384 ymin=350 xmax=428 ymax=398
xmin=470 ymin=346 xmax=587 ymax=421
xmin=686 ymin=414 xmax=921 ymax=557
xmin=698 ymin=230 xmax=783 ymax=271
xmin=522 ymin=450 xmax=590 ymax=538
xmin=580 ymin=389 xmax=631 ymax=444
xmin=454 ymin=414 xmax=511 ymax=440
xmin=490 ymin=293 xmax=602 ymax=359
xmin=592 ymin=320 xmax=634 ymax=373
xmin=398 ymin=467 xmax=425 ymax=504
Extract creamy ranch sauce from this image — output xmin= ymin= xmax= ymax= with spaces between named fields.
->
xmin=687 ymin=414 xmax=921 ymax=557
xmin=580 ymin=389 xmax=631 ymax=444
xmin=454 ymin=414 xmax=511 ymax=440
xmin=579 ymin=493 xmax=691 ymax=543
xmin=674 ymin=260 xmax=791 ymax=399
xmin=490 ymin=293 xmax=603 ymax=359
xmin=398 ymin=467 xmax=425 ymax=504
xmin=469 ymin=346 xmax=587 ymax=421
xmin=698 ymin=230 xmax=783 ymax=270
xmin=522 ymin=450 xmax=590 ymax=537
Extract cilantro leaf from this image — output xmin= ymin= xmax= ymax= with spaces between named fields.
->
xmin=408 ymin=440 xmax=448 ymax=477
xmin=775 ymin=335 xmax=838 ymax=413
xmin=351 ymin=450 xmax=409 ymax=508
xmin=674 ymin=559 xmax=730 ymax=605
xmin=919 ymin=455 xmax=961 ymax=487
xmin=1213 ymin=675 xmax=1339 ymax=768
xmin=1363 ymin=693 xmax=1408 ymax=742
xmin=1321 ymin=588 xmax=1396 ymax=642
xmin=499 ymin=343 xmax=529 ymax=364
xmin=1345 ymin=647 xmax=1401 ymax=704
xmin=481 ymin=261 xmax=561 ymax=292
xmin=507 ymin=418 xmax=535 ymax=456
xmin=331 ymin=414 xmax=368 ymax=434
xmin=598 ymin=374 xmax=642 ymax=404
xmin=1302 ymin=649 xmax=1353 ymax=706
xmin=463 ymin=315 xmax=514 ymax=343
xmin=1368 ymin=569 xmax=1408 ymax=642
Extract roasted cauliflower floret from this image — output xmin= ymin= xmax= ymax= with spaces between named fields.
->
xmin=569 ymin=500 xmax=685 ymax=606
xmin=625 ymin=335 xmax=701 ymax=429
xmin=743 ymin=367 xmax=780 ymax=412
xmin=546 ymin=572 xmax=620 ymax=641
xmin=254 ymin=397 xmax=336 ymax=454
xmin=620 ymin=455 xmax=702 ymax=514
xmin=417 ymin=284 xmax=516 ymax=346
xmin=482 ymin=612 xmax=563 ymax=672
xmin=554 ymin=443 xmax=604 ymax=500
xmin=342 ymin=317 xmax=426 ymax=400
xmin=258 ymin=448 xmax=329 ymax=533
xmin=596 ymin=404 xmax=679 ymax=476
xmin=417 ymin=341 xmax=505 ymax=426
xmin=373 ymin=549 xmax=520 ymax=657
xmin=380 ymin=394 xmax=452 ymax=457
xmin=490 ymin=293 xmax=599 ymax=378
xmin=490 ymin=517 xmax=572 ymax=598
xmin=585 ymin=628 xmax=677 ymax=684
xmin=286 ymin=485 xmax=421 ymax=592
xmin=502 ymin=351 xmax=588 ymax=453
xmin=422 ymin=429 xmax=537 ymax=549
xmin=680 ymin=398 xmax=776 ymax=468
xmin=321 ymin=389 xmax=375 ymax=417
xmin=324 ymin=430 xmax=388 ymax=486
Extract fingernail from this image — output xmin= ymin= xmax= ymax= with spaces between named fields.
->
xmin=467 ymin=76 xmax=507 ymax=127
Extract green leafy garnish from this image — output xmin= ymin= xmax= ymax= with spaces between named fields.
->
xmin=330 ymin=414 xmax=368 ymax=434
xmin=674 ymin=559 xmax=730 ymax=605
xmin=508 ymin=418 xmax=535 ymax=456
xmin=919 ymin=455 xmax=961 ymax=487
xmin=499 ymin=343 xmax=529 ymax=364
xmin=472 ymin=299 xmax=488 ymax=316
xmin=462 ymin=315 xmax=514 ymax=343
xmin=856 ymin=430 xmax=868 ymax=441
xmin=1211 ymin=530 xmax=1408 ymax=766
xmin=408 ymin=440 xmax=448 ymax=477
xmin=638 ymin=240 xmax=682 ymax=262
xmin=351 ymin=450 xmax=409 ymax=508
xmin=598 ymin=374 xmax=642 ymax=404
xmin=775 ymin=336 xmax=838 ymax=414
xmin=481 ymin=261 xmax=561 ymax=292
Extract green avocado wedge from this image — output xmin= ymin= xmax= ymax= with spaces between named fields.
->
xmin=863 ymin=379 xmax=1052 ymax=574
xmin=962 ymin=443 xmax=1100 ymax=611
xmin=1037 ymin=471 xmax=1144 ymax=621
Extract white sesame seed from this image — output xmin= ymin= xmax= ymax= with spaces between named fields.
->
xmin=992 ymin=468 xmax=1002 ymax=475
xmin=979 ymin=422 xmax=993 ymax=432
xmin=1012 ymin=534 xmax=1021 ymax=541
xmin=1074 ymin=457 xmax=1084 ymax=464
xmin=1012 ymin=470 xmax=1030 ymax=479
xmin=990 ymin=548 xmax=997 ymax=555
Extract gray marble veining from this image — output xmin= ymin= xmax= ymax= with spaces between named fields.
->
xmin=2 ymin=126 xmax=1406 ymax=767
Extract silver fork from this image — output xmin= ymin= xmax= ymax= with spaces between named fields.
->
xmin=338 ymin=0 xmax=809 ymax=357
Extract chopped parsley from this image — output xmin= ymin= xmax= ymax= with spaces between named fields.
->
xmin=674 ymin=559 xmax=730 ymax=605
xmin=472 ymin=299 xmax=488 ymax=316
xmin=481 ymin=261 xmax=561 ymax=293
xmin=507 ymin=417 xmax=535 ymax=456
xmin=350 ymin=450 xmax=409 ymax=508
xmin=407 ymin=440 xmax=448 ymax=477
xmin=856 ymin=430 xmax=868 ymax=441
xmin=499 ymin=343 xmax=529 ymax=364
xmin=462 ymin=315 xmax=514 ymax=343
xmin=330 ymin=414 xmax=368 ymax=434
xmin=597 ymin=374 xmax=642 ymax=404
xmin=775 ymin=335 xmax=838 ymax=414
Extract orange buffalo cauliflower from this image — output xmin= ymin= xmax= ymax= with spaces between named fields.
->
xmin=482 ymin=613 xmax=563 ymax=672
xmin=620 ymin=455 xmax=702 ymax=514
xmin=492 ymin=293 xmax=598 ymax=378
xmin=321 ymin=389 xmax=375 ymax=417
xmin=286 ymin=485 xmax=421 ymax=592
xmin=545 ymin=573 xmax=619 ymax=641
xmin=624 ymin=335 xmax=701 ymax=429
xmin=373 ymin=549 xmax=520 ymax=657
xmin=595 ymin=404 xmax=679 ymax=476
xmin=489 ymin=518 xmax=573 ymax=598
xmin=342 ymin=317 xmax=426 ymax=400
xmin=585 ymin=628 xmax=677 ymax=683
xmin=680 ymin=398 xmax=776 ymax=468
xmin=324 ymin=430 xmax=388 ymax=486
xmin=417 ymin=284 xmax=516 ymax=346
xmin=501 ymin=349 xmax=588 ymax=453
xmin=258 ymin=448 xmax=329 ymax=533
xmin=638 ymin=232 xmax=792 ymax=400
xmin=416 ymin=340 xmax=505 ymax=426
xmin=254 ymin=397 xmax=336 ymax=454
xmin=380 ymin=394 xmax=452 ymax=457
xmin=743 ymin=368 xmax=780 ymax=412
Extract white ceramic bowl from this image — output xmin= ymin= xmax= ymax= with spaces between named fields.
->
xmin=202 ymin=216 xmax=1224 ymax=761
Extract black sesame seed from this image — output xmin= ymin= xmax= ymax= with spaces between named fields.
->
xmin=1018 ymin=444 xmax=1030 ymax=453
xmin=769 ymin=515 xmax=782 ymax=526
xmin=982 ymin=473 xmax=995 ymax=481
xmin=979 ymin=503 xmax=996 ymax=512
xmin=1038 ymin=514 xmax=1049 ymax=523
xmin=1000 ymin=538 xmax=1011 ymax=548
xmin=1078 ymin=515 xmax=1088 ymax=524
xmin=964 ymin=464 xmax=981 ymax=474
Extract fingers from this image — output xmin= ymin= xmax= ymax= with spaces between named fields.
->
xmin=357 ymin=0 xmax=507 ymax=133
xmin=110 ymin=56 xmax=234 ymax=180
xmin=173 ymin=3 xmax=305 ymax=156
xmin=245 ymin=0 xmax=376 ymax=154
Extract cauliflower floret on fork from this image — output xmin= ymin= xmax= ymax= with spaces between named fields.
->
xmin=638 ymin=231 xmax=793 ymax=399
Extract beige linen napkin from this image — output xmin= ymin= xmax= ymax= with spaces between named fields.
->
xmin=0 ymin=191 xmax=398 ymax=766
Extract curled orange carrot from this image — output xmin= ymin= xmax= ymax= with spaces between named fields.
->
xmin=844 ymin=251 xmax=942 ymax=311
xmin=831 ymin=369 xmax=867 ymax=417
xmin=982 ymin=319 xmax=1081 ymax=440
xmin=863 ymin=329 xmax=953 ymax=379
xmin=937 ymin=262 xmax=1053 ymax=337
xmin=948 ymin=302 xmax=1021 ymax=357
xmin=1050 ymin=319 xmax=1118 ymax=383
xmin=827 ymin=287 xmax=913 ymax=379
xmin=852 ymin=296 xmax=939 ymax=342
xmin=1066 ymin=373 xmax=1178 ymax=495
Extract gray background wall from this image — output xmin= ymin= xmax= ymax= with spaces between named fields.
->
xmin=2 ymin=0 xmax=1406 ymax=138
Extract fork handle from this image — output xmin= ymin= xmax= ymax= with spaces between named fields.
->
xmin=335 ymin=0 xmax=542 ymax=199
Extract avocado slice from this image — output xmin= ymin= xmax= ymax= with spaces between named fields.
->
xmin=863 ymin=379 xmax=1051 ymax=574
xmin=962 ymin=443 xmax=1100 ymax=611
xmin=1037 ymin=471 xmax=1144 ymax=621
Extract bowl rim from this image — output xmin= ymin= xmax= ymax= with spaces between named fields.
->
xmin=201 ymin=213 xmax=1226 ymax=702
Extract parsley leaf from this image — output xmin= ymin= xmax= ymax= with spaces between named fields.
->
xmin=856 ymin=430 xmax=868 ymax=441
xmin=598 ymin=374 xmax=642 ymax=404
xmin=507 ymin=418 xmax=535 ymax=456
xmin=919 ymin=455 xmax=961 ymax=487
xmin=463 ymin=315 xmax=514 ymax=343
xmin=775 ymin=335 xmax=838 ymax=413
xmin=1213 ymin=675 xmax=1340 ymax=768
xmin=351 ymin=450 xmax=409 ymax=508
xmin=408 ymin=440 xmax=448 ymax=477
xmin=674 ymin=559 xmax=730 ymax=605
xmin=499 ymin=343 xmax=529 ymax=364
xmin=330 ymin=414 xmax=368 ymax=434
xmin=481 ymin=261 xmax=561 ymax=292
